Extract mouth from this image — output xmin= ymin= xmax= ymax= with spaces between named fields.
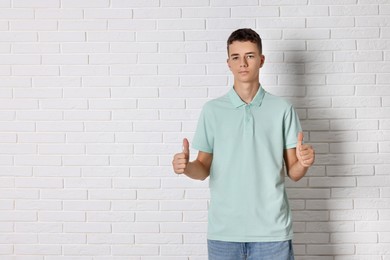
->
xmin=239 ymin=71 xmax=249 ymax=74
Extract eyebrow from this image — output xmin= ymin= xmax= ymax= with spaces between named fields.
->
xmin=230 ymin=52 xmax=256 ymax=57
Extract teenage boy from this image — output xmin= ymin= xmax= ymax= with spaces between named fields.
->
xmin=172 ymin=28 xmax=315 ymax=260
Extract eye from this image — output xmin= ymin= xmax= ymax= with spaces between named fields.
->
xmin=246 ymin=54 xmax=255 ymax=59
xmin=232 ymin=57 xmax=239 ymax=61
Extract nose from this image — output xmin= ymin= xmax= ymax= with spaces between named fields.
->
xmin=240 ymin=57 xmax=248 ymax=67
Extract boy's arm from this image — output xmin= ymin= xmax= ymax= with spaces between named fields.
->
xmin=172 ymin=138 xmax=212 ymax=181
xmin=284 ymin=132 xmax=315 ymax=182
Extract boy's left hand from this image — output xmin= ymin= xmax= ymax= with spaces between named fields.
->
xmin=296 ymin=132 xmax=315 ymax=168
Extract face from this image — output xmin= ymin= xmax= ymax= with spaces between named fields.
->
xmin=227 ymin=41 xmax=265 ymax=84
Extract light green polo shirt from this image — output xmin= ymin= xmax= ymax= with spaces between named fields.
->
xmin=192 ymin=85 xmax=302 ymax=242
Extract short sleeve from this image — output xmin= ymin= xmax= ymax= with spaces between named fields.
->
xmin=283 ymin=105 xmax=302 ymax=149
xmin=192 ymin=105 xmax=214 ymax=153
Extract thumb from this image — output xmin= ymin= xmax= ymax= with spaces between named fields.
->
xmin=297 ymin=132 xmax=304 ymax=147
xmin=182 ymin=138 xmax=190 ymax=156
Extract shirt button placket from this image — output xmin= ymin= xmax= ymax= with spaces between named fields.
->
xmin=245 ymin=104 xmax=254 ymax=135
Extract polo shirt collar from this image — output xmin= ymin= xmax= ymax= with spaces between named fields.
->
xmin=228 ymin=84 xmax=265 ymax=108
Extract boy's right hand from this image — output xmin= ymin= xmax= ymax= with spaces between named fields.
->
xmin=172 ymin=138 xmax=190 ymax=174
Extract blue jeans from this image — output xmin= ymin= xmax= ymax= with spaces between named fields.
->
xmin=207 ymin=239 xmax=294 ymax=260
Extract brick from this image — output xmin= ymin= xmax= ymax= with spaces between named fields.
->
xmin=111 ymin=0 xmax=159 ymax=7
xmin=307 ymin=245 xmax=355 ymax=255
xmin=137 ymin=31 xmax=183 ymax=42
xmin=111 ymin=156 xmax=158 ymax=166
xmin=0 ymin=9 xmax=34 ymax=19
xmin=334 ymin=51 xmax=383 ymax=61
xmin=134 ymin=8 xmax=181 ymax=19
xmin=334 ymin=28 xmax=381 ymax=39
xmin=284 ymin=29 xmax=330 ymax=40
xmin=355 ymin=199 xmax=390 ymax=209
xmin=63 ymin=200 xmax=110 ymax=211
xmin=64 ymin=223 xmax=111 ymax=233
xmin=136 ymin=211 xmax=182 ymax=222
xmin=139 ymin=54 xmax=185 ymax=64
xmin=111 ymin=42 xmax=157 ymax=53
xmin=13 ymin=43 xmax=59 ymax=54
xmin=112 ymin=245 xmax=159 ymax=256
xmin=182 ymin=7 xmax=230 ymax=18
xmin=59 ymin=20 xmax=107 ymax=31
xmin=33 ymin=76 xmax=80 ymax=87
xmin=357 ymin=86 xmax=390 ymax=96
xmin=65 ymin=178 xmax=111 ymax=189
xmin=115 ymin=133 xmax=162 ymax=143
xmin=356 ymin=244 xmax=390 ymax=255
xmin=62 ymin=0 xmax=109 ymax=7
xmin=0 ymin=233 xmax=37 ymax=244
xmin=16 ymin=177 xmax=63 ymax=188
xmin=293 ymin=233 xmax=329 ymax=244
xmin=159 ymin=19 xmax=205 ymax=30
xmin=87 ymin=32 xmax=135 ymax=42
xmin=231 ymin=6 xmax=279 ymax=17
xmin=13 ymin=0 xmax=60 ymax=7
xmin=307 ymin=17 xmax=355 ymax=28
xmin=136 ymin=233 xmax=182 ymax=244
xmin=11 ymin=20 xmax=57 ymax=31
xmin=14 ymin=245 xmax=61 ymax=255
xmin=61 ymin=43 xmax=109 ymax=53
xmin=35 ymin=9 xmax=83 ymax=19
xmin=331 ymin=5 xmax=379 ymax=15
xmin=212 ymin=0 xmax=258 ymax=5
xmin=306 ymin=221 xmax=354 ymax=234
xmin=206 ymin=18 xmax=255 ymax=30
xmin=113 ymin=110 xmax=158 ymax=121
xmin=13 ymin=65 xmax=59 ymax=76
xmin=161 ymin=245 xmax=207 ymax=256
xmin=39 ymin=32 xmax=85 ymax=42
xmin=327 ymin=165 xmax=375 ymax=176
xmin=15 ymin=222 xmax=62 ymax=233
xmin=261 ymin=0 xmax=307 ymax=5
xmin=160 ymin=42 xmax=206 ymax=53
xmin=257 ymin=18 xmax=306 ymax=28
xmin=330 ymin=142 xmax=377 ymax=153
xmin=88 ymin=233 xmax=134 ymax=244
xmin=90 ymin=54 xmax=137 ymax=64
xmin=42 ymin=54 xmax=88 ymax=65
xmin=380 ymin=210 xmax=390 ymax=220
xmin=61 ymin=66 xmax=109 ymax=76
xmin=330 ymin=209 xmax=378 ymax=221
xmin=87 ymin=212 xmax=135 ymax=222
xmin=183 ymin=211 xmax=208 ymax=222
xmin=333 ymin=97 xmax=381 ymax=107
xmin=39 ymin=234 xmax=86 ymax=244
xmin=160 ymin=223 xmax=207 ymax=233
xmin=307 ymin=40 xmax=356 ymax=51
xmin=328 ymin=74 xmax=376 ymax=85
xmin=305 ymin=62 xmax=353 ymax=73
xmin=306 ymin=199 xmax=353 ymax=210
xmin=0 ymin=54 xmax=45 ymax=65
xmin=112 ymin=65 xmax=157 ymax=76
xmin=281 ymin=6 xmax=329 ymax=16
xmin=308 ymin=108 xmax=355 ymax=119
xmin=285 ymin=51 xmax=332 ymax=62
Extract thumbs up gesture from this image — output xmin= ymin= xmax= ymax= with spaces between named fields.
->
xmin=296 ymin=132 xmax=315 ymax=168
xmin=172 ymin=138 xmax=190 ymax=174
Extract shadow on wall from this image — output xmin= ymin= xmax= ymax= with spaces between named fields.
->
xmin=273 ymin=43 xmax=347 ymax=258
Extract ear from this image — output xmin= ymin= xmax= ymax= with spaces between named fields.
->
xmin=259 ymin=54 xmax=265 ymax=68
xmin=227 ymin=58 xmax=232 ymax=69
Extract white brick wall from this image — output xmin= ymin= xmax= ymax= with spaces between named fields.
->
xmin=0 ymin=0 xmax=389 ymax=259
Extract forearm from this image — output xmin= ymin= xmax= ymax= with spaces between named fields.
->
xmin=288 ymin=160 xmax=309 ymax=182
xmin=184 ymin=160 xmax=210 ymax=181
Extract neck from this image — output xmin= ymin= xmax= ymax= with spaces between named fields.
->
xmin=233 ymin=81 xmax=260 ymax=104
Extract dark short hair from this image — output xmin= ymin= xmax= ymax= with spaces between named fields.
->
xmin=227 ymin=28 xmax=262 ymax=54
